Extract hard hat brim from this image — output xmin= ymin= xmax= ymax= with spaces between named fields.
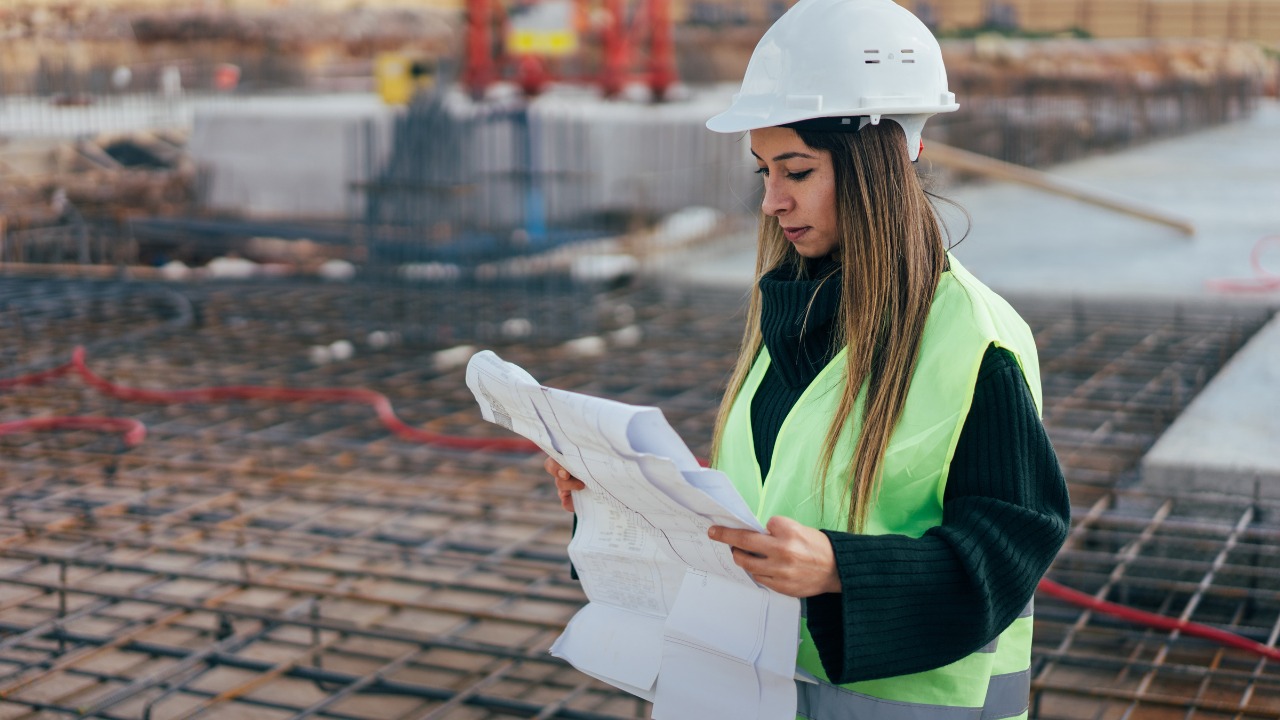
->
xmin=705 ymin=103 xmax=959 ymax=134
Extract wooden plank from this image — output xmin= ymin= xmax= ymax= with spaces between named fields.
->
xmin=923 ymin=142 xmax=1197 ymax=236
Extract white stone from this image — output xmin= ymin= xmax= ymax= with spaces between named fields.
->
xmin=159 ymin=260 xmax=191 ymax=281
xmin=563 ymin=336 xmax=607 ymax=357
xmin=433 ymin=345 xmax=477 ymax=371
xmin=308 ymin=345 xmax=333 ymax=365
xmin=608 ymin=325 xmax=643 ymax=347
xmin=570 ymin=254 xmax=638 ymax=283
xmin=318 ymin=259 xmax=357 ymax=282
xmin=501 ymin=318 xmax=534 ymax=339
xmin=205 ymin=256 xmax=259 ymax=279
xmin=328 ymin=340 xmax=355 ymax=361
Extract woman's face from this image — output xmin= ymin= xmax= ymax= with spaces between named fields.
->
xmin=750 ymin=126 xmax=839 ymax=259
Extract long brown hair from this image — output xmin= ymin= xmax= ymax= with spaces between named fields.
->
xmin=710 ymin=120 xmax=947 ymax=533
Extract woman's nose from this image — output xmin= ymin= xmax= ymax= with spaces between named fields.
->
xmin=761 ymin=180 xmax=791 ymax=217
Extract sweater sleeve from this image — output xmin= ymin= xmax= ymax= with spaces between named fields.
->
xmin=804 ymin=345 xmax=1070 ymax=684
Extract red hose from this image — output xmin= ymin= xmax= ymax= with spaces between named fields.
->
xmin=1206 ymin=234 xmax=1280 ymax=293
xmin=1037 ymin=577 xmax=1280 ymax=661
xmin=69 ymin=347 xmax=539 ymax=453
xmin=0 ymin=416 xmax=146 ymax=447
xmin=1 ymin=362 xmax=143 ymax=446
xmin=0 ymin=362 xmax=74 ymax=390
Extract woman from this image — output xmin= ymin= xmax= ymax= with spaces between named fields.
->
xmin=549 ymin=0 xmax=1069 ymax=716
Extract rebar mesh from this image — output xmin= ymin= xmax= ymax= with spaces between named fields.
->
xmin=0 ymin=275 xmax=1275 ymax=718
xmin=1036 ymin=491 xmax=1280 ymax=719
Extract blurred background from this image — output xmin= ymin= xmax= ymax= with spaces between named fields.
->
xmin=2 ymin=1 xmax=1280 ymax=718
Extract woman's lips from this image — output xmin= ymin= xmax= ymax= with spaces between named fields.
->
xmin=782 ymin=226 xmax=809 ymax=242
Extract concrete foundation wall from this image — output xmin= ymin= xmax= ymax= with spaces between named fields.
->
xmin=189 ymin=94 xmax=395 ymax=219
xmin=192 ymin=87 xmax=757 ymax=225
xmin=444 ymin=88 xmax=756 ymax=229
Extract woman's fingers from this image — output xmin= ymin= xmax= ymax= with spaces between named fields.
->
xmin=558 ymin=488 xmax=576 ymax=513
xmin=708 ymin=518 xmax=840 ymax=597
xmin=543 ymin=456 xmax=585 ymax=512
xmin=708 ymin=525 xmax=768 ymax=555
xmin=554 ymin=472 xmax=586 ymax=493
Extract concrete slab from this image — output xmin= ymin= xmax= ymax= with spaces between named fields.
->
xmin=1142 ymin=311 xmax=1280 ymax=499
xmin=934 ymin=99 xmax=1280 ymax=303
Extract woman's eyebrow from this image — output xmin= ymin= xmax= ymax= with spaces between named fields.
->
xmin=749 ymin=149 xmax=819 ymax=162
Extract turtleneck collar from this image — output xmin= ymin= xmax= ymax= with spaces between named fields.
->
xmin=758 ymin=256 xmax=842 ymax=388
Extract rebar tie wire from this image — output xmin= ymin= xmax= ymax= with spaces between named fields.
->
xmin=3 ymin=346 xmax=1279 ymax=676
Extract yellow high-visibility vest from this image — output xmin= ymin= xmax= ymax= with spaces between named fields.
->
xmin=716 ymin=254 xmax=1041 ymax=720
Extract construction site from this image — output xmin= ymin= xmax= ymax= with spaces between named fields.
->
xmin=3 ymin=0 xmax=1280 ymax=717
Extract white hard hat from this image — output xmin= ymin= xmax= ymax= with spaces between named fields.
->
xmin=706 ymin=0 xmax=958 ymax=160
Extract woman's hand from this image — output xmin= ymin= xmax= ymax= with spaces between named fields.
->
xmin=708 ymin=516 xmax=841 ymax=598
xmin=544 ymin=456 xmax=586 ymax=512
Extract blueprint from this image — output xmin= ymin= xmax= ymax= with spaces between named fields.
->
xmin=466 ymin=350 xmax=800 ymax=720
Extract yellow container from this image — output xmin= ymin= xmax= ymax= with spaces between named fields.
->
xmin=376 ymin=53 xmax=435 ymax=105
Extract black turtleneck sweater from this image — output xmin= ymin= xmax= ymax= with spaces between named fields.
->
xmin=753 ymin=257 xmax=844 ymax=479
xmin=752 ymin=258 xmax=1069 ymax=685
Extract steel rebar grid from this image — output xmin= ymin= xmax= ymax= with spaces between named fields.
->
xmin=0 ymin=457 xmax=642 ymax=719
xmin=1034 ymin=490 xmax=1280 ymax=719
xmin=0 ymin=277 xmax=1275 ymax=718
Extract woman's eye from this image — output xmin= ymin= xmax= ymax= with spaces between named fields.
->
xmin=754 ymin=168 xmax=812 ymax=180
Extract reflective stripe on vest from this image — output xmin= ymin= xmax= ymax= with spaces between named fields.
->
xmin=981 ymin=670 xmax=1030 ymax=720
xmin=797 ymin=681 xmax=979 ymax=720
xmin=716 ymin=255 xmax=1043 ymax=716
xmin=796 ymin=667 xmax=1029 ymax=720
